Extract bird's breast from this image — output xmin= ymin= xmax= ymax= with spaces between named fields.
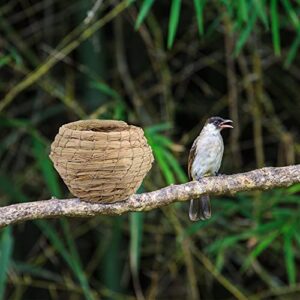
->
xmin=191 ymin=133 xmax=224 ymax=180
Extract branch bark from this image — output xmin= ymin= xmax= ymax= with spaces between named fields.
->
xmin=1 ymin=165 xmax=299 ymax=228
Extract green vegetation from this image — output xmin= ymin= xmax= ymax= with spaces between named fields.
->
xmin=0 ymin=0 xmax=300 ymax=299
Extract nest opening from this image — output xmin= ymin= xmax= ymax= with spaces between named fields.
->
xmin=64 ymin=120 xmax=129 ymax=133
xmin=81 ymin=127 xmax=127 ymax=133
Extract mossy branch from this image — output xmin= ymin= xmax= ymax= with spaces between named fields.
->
xmin=0 ymin=165 xmax=299 ymax=228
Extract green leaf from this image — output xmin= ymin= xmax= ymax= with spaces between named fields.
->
xmin=253 ymin=220 xmax=285 ymax=235
xmin=284 ymin=30 xmax=300 ymax=68
xmin=135 ymin=0 xmax=155 ymax=29
xmin=287 ymin=184 xmax=300 ymax=194
xmin=145 ymin=123 xmax=172 ymax=135
xmin=153 ymin=147 xmax=175 ymax=184
xmin=145 ymin=123 xmax=184 ymax=185
xmin=0 ymin=174 xmax=27 ymax=203
xmin=242 ymin=232 xmax=279 ymax=271
xmin=168 ymin=0 xmax=182 ymax=49
xmin=282 ymin=1 xmax=300 ymax=66
xmin=10 ymin=47 xmax=23 ymax=66
xmin=235 ymin=10 xmax=257 ymax=55
xmin=32 ymin=137 xmax=62 ymax=198
xmin=113 ymin=99 xmax=126 ymax=120
xmin=130 ymin=212 xmax=144 ymax=296
xmin=13 ymin=261 xmax=61 ymax=282
xmin=37 ymin=221 xmax=94 ymax=300
xmin=130 ymin=213 xmax=144 ymax=274
xmin=0 ymin=55 xmax=11 ymax=68
xmin=284 ymin=230 xmax=296 ymax=285
xmin=207 ymin=232 xmax=250 ymax=254
xmin=103 ymin=217 xmax=124 ymax=293
xmin=215 ymin=249 xmax=226 ymax=272
xmin=271 ymin=208 xmax=295 ymax=218
xmin=252 ymin=0 xmax=268 ymax=29
xmin=294 ymin=231 xmax=300 ymax=250
xmin=282 ymin=0 xmax=299 ymax=29
xmin=237 ymin=0 xmax=248 ymax=23
xmin=163 ymin=149 xmax=188 ymax=183
xmin=151 ymin=133 xmax=173 ymax=148
xmin=0 ymin=227 xmax=13 ymax=300
xmin=205 ymin=16 xmax=221 ymax=38
xmin=193 ymin=0 xmax=205 ymax=35
xmin=90 ymin=81 xmax=122 ymax=101
xmin=181 ymin=219 xmax=212 ymax=239
xmin=271 ymin=0 xmax=281 ymax=55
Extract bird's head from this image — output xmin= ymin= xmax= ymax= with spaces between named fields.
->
xmin=206 ymin=116 xmax=233 ymax=131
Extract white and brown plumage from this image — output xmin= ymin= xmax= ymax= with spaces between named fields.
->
xmin=188 ymin=117 xmax=233 ymax=221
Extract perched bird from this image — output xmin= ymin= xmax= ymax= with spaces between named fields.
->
xmin=188 ymin=117 xmax=233 ymax=221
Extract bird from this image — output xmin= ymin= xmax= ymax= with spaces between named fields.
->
xmin=188 ymin=116 xmax=233 ymax=221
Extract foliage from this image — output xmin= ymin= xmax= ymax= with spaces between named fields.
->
xmin=136 ymin=0 xmax=300 ymax=65
xmin=0 ymin=0 xmax=300 ymax=299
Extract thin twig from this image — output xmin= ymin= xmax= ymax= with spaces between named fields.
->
xmin=223 ymin=13 xmax=242 ymax=169
xmin=0 ymin=0 xmax=131 ymax=113
xmin=84 ymin=0 xmax=103 ymax=24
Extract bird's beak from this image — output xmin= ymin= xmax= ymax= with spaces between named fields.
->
xmin=220 ymin=119 xmax=233 ymax=129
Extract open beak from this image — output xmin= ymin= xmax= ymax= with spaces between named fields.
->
xmin=220 ymin=119 xmax=233 ymax=129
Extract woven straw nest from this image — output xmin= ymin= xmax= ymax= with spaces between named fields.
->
xmin=49 ymin=120 xmax=154 ymax=203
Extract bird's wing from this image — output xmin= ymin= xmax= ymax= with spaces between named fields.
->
xmin=188 ymin=136 xmax=199 ymax=180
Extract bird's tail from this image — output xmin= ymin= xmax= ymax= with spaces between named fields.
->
xmin=189 ymin=195 xmax=211 ymax=221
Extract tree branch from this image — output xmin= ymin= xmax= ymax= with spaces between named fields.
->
xmin=1 ymin=165 xmax=299 ymax=228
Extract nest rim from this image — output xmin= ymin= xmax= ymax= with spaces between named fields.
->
xmin=62 ymin=119 xmax=133 ymax=133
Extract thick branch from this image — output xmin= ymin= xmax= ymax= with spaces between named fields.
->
xmin=1 ymin=165 xmax=299 ymax=228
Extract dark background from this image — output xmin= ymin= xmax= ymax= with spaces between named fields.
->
xmin=0 ymin=0 xmax=300 ymax=299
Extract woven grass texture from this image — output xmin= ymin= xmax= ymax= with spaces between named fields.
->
xmin=49 ymin=120 xmax=154 ymax=203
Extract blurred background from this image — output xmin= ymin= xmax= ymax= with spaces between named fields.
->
xmin=0 ymin=0 xmax=300 ymax=299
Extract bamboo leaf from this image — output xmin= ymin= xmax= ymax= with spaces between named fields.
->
xmin=135 ymin=0 xmax=155 ymax=29
xmin=0 ymin=227 xmax=13 ymax=300
xmin=145 ymin=123 xmax=172 ymax=134
xmin=284 ymin=230 xmax=296 ymax=285
xmin=90 ymin=81 xmax=122 ymax=101
xmin=237 ymin=0 xmax=248 ymax=23
xmin=193 ymin=0 xmax=205 ymax=35
xmin=163 ymin=149 xmax=188 ymax=183
xmin=207 ymin=232 xmax=251 ymax=254
xmin=0 ymin=173 xmax=93 ymax=299
xmin=287 ymin=184 xmax=300 ymax=194
xmin=154 ymin=147 xmax=175 ymax=184
xmin=103 ymin=217 xmax=124 ymax=293
xmin=130 ymin=212 xmax=143 ymax=274
xmin=253 ymin=220 xmax=285 ymax=235
xmin=282 ymin=0 xmax=299 ymax=28
xmin=130 ymin=212 xmax=144 ymax=297
xmin=271 ymin=0 xmax=281 ymax=55
xmin=168 ymin=0 xmax=182 ymax=49
xmin=235 ymin=10 xmax=257 ymax=55
xmin=151 ymin=133 xmax=173 ymax=148
xmin=242 ymin=232 xmax=279 ymax=271
xmin=284 ymin=30 xmax=300 ymax=68
xmin=13 ymin=262 xmax=61 ymax=282
xmin=32 ymin=137 xmax=62 ymax=198
xmin=0 ymin=55 xmax=11 ymax=68
xmin=252 ymin=0 xmax=268 ymax=29
xmin=0 ymin=174 xmax=27 ymax=203
xmin=37 ymin=221 xmax=94 ymax=300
